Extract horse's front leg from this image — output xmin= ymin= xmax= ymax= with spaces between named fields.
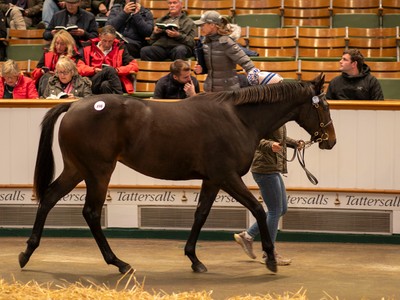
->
xmin=19 ymin=172 xmax=81 ymax=268
xmin=84 ymin=180 xmax=132 ymax=274
xmin=222 ymin=176 xmax=277 ymax=273
xmin=185 ymin=180 xmax=219 ymax=273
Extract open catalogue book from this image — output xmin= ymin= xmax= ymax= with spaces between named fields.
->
xmin=54 ymin=25 xmax=79 ymax=31
xmin=156 ymin=23 xmax=179 ymax=30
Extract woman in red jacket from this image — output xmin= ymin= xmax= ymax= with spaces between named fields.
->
xmin=0 ymin=60 xmax=38 ymax=99
xmin=32 ymin=29 xmax=91 ymax=97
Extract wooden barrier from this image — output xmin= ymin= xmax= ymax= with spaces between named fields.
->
xmin=1 ymin=99 xmax=399 ymax=233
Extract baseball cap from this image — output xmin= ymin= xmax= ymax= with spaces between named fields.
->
xmin=65 ymin=0 xmax=80 ymax=3
xmin=194 ymin=11 xmax=222 ymax=25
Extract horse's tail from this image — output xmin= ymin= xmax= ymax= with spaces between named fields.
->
xmin=34 ymin=102 xmax=72 ymax=203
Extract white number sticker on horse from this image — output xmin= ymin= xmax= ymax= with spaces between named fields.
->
xmin=94 ymin=101 xmax=106 ymax=111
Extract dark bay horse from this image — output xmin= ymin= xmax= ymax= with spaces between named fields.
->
xmin=19 ymin=74 xmax=336 ymax=274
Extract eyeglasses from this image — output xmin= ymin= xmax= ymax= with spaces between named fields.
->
xmin=57 ymin=70 xmax=71 ymax=76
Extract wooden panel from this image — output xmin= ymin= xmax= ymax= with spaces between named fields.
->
xmin=247 ymin=27 xmax=297 ymax=38
xmin=332 ymin=0 xmax=381 ymax=14
xmin=6 ymin=29 xmax=47 ymax=45
xmin=381 ymin=0 xmax=400 ymax=14
xmin=297 ymin=27 xmax=347 ymax=38
xmin=347 ymin=37 xmax=398 ymax=58
xmin=234 ymin=0 xmax=282 ymax=15
xmin=283 ymin=0 xmax=331 ymax=27
xmin=186 ymin=0 xmax=234 ymax=16
xmin=297 ymin=37 xmax=347 ymax=58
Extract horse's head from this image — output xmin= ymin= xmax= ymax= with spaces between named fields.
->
xmin=301 ymin=73 xmax=336 ymax=150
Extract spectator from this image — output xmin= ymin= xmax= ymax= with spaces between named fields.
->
xmin=193 ymin=11 xmax=255 ymax=92
xmin=32 ymin=29 xmax=90 ymax=96
xmin=18 ymin=0 xmax=44 ymax=28
xmin=80 ymin=24 xmax=139 ymax=94
xmin=0 ymin=0 xmax=26 ymax=29
xmin=41 ymin=0 xmax=90 ymax=28
xmin=0 ymin=59 xmax=38 ymax=99
xmin=326 ymin=49 xmax=384 ymax=100
xmin=153 ymin=59 xmax=199 ymax=99
xmin=90 ymin=0 xmax=113 ymax=17
xmin=140 ymin=0 xmax=195 ymax=61
xmin=43 ymin=0 xmax=98 ymax=50
xmin=106 ymin=0 xmax=153 ymax=58
xmin=0 ymin=11 xmax=7 ymax=60
xmin=43 ymin=56 xmax=92 ymax=98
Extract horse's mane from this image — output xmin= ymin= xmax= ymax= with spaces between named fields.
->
xmin=212 ymin=81 xmax=313 ymax=105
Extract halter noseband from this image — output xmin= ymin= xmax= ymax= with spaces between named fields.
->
xmin=310 ymin=92 xmax=332 ymax=145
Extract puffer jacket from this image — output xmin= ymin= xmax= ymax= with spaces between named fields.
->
xmin=0 ymin=74 xmax=38 ymax=99
xmin=326 ymin=63 xmax=384 ymax=100
xmin=251 ymin=126 xmax=298 ymax=174
xmin=203 ymin=34 xmax=254 ymax=92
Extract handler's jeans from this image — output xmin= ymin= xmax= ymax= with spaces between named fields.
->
xmin=247 ymin=172 xmax=288 ymax=244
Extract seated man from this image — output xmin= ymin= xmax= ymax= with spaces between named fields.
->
xmin=106 ymin=0 xmax=153 ymax=58
xmin=326 ymin=48 xmax=384 ymax=100
xmin=140 ymin=0 xmax=195 ymax=61
xmin=41 ymin=0 xmax=91 ymax=28
xmin=43 ymin=0 xmax=98 ymax=50
xmin=80 ymin=24 xmax=139 ymax=94
xmin=153 ymin=59 xmax=199 ymax=99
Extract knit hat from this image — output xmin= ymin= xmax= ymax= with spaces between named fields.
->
xmin=247 ymin=68 xmax=283 ymax=85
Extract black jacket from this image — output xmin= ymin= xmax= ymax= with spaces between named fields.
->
xmin=106 ymin=5 xmax=153 ymax=47
xmin=326 ymin=64 xmax=384 ymax=100
xmin=154 ymin=73 xmax=200 ymax=99
xmin=43 ymin=8 xmax=98 ymax=48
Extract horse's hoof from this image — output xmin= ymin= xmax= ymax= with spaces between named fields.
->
xmin=191 ymin=262 xmax=208 ymax=273
xmin=119 ymin=264 xmax=134 ymax=274
xmin=266 ymin=259 xmax=278 ymax=273
xmin=19 ymin=252 xmax=29 ymax=268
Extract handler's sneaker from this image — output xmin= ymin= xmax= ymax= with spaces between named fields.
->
xmin=234 ymin=231 xmax=256 ymax=259
xmin=261 ymin=251 xmax=292 ymax=266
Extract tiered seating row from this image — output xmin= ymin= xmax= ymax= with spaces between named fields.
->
xmin=142 ymin=0 xmax=400 ymax=28
xmin=241 ymin=26 xmax=400 ymax=62
xmin=133 ymin=59 xmax=400 ymax=99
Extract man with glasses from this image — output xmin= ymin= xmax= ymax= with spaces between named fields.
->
xmin=43 ymin=0 xmax=98 ymax=50
xmin=140 ymin=0 xmax=195 ymax=61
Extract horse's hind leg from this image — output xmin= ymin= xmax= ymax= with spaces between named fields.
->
xmin=19 ymin=170 xmax=82 ymax=268
xmin=222 ymin=176 xmax=277 ymax=273
xmin=83 ymin=177 xmax=132 ymax=274
xmin=185 ymin=180 xmax=219 ymax=273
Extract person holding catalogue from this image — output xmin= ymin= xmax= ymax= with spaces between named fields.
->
xmin=0 ymin=59 xmax=38 ymax=99
xmin=140 ymin=0 xmax=195 ymax=61
xmin=43 ymin=56 xmax=92 ymax=99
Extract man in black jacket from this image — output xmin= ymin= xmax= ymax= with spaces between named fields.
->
xmin=153 ymin=59 xmax=199 ymax=99
xmin=326 ymin=49 xmax=384 ymax=100
xmin=43 ymin=0 xmax=98 ymax=50
xmin=106 ymin=0 xmax=153 ymax=58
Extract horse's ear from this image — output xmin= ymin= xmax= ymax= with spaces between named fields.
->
xmin=312 ymin=72 xmax=325 ymax=94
